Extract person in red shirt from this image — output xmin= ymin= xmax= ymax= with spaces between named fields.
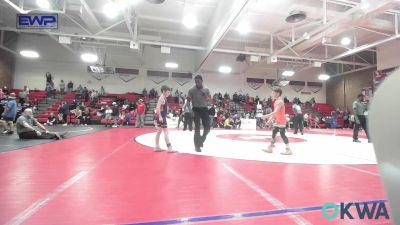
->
xmin=136 ymin=99 xmax=146 ymax=128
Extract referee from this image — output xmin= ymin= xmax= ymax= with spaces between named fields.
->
xmin=188 ymin=75 xmax=211 ymax=152
xmin=352 ymin=94 xmax=370 ymax=143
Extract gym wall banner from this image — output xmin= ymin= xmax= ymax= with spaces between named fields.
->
xmin=115 ymin=68 xmax=139 ymax=83
xmin=266 ymin=79 xmax=275 ymax=89
xmin=172 ymin=72 xmax=193 ymax=86
xmin=289 ymin=81 xmax=306 ymax=92
xmin=147 ymin=70 xmax=169 ymax=84
xmin=246 ymin=78 xmax=264 ymax=90
xmin=307 ymin=82 xmax=323 ymax=93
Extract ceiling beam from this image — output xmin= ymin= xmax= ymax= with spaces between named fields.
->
xmin=195 ymin=0 xmax=252 ymax=71
xmin=138 ymin=15 xmax=207 ymax=27
xmin=295 ymin=0 xmax=400 ymax=52
xmin=78 ymin=0 xmax=103 ymax=33
xmin=124 ymin=8 xmax=135 ymax=41
xmin=0 ymin=45 xmax=18 ymax=55
xmin=329 ymin=33 xmax=400 ymax=60
xmin=331 ymin=65 xmax=376 ymax=77
xmin=0 ymin=26 xmax=373 ymax=67
xmin=64 ymin=14 xmax=92 ymax=35
xmin=45 ymin=31 xmax=76 ymax=54
xmin=94 ymin=19 xmax=126 ymax=36
xmin=273 ymin=3 xmax=362 ymax=55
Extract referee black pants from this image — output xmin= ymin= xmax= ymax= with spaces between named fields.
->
xmin=353 ymin=115 xmax=369 ymax=141
xmin=193 ymin=107 xmax=210 ymax=148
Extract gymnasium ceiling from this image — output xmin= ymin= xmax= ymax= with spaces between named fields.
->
xmin=1 ymin=0 xmax=400 ymax=76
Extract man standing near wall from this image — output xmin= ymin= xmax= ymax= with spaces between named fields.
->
xmin=136 ymin=99 xmax=146 ymax=128
xmin=1 ymin=93 xmax=17 ymax=134
xmin=292 ymin=100 xmax=304 ymax=135
xmin=188 ymin=75 xmax=211 ymax=152
xmin=353 ymin=94 xmax=370 ymax=143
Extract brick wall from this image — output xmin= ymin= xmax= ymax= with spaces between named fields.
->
xmin=0 ymin=48 xmax=15 ymax=89
xmin=326 ymin=68 xmax=375 ymax=110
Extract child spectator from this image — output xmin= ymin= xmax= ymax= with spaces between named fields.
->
xmin=46 ymin=112 xmax=57 ymax=126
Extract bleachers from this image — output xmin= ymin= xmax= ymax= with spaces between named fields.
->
xmin=313 ymin=103 xmax=344 ymax=128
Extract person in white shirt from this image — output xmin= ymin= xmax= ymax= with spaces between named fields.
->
xmin=256 ymin=102 xmax=263 ymax=128
xmin=105 ymin=106 xmax=113 ymax=127
xmin=292 ymin=101 xmax=304 ymax=135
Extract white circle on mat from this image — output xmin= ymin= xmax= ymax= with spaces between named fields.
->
xmin=135 ymin=130 xmax=376 ymax=165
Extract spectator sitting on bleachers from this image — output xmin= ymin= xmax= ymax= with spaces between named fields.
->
xmin=59 ymin=80 xmax=66 ymax=94
xmin=331 ymin=110 xmax=337 ymax=128
xmin=142 ymin=88 xmax=147 ymax=97
xmin=81 ymin=108 xmax=90 ymax=126
xmin=209 ymin=104 xmax=216 ymax=128
xmin=124 ymin=111 xmax=132 ymax=126
xmin=90 ymin=90 xmax=98 ymax=102
xmin=149 ymin=88 xmax=156 ymax=98
xmin=45 ymin=112 xmax=57 ymax=126
xmin=104 ymin=106 xmax=113 ymax=127
xmin=233 ymin=92 xmax=238 ymax=103
xmin=3 ymin=86 xmax=9 ymax=96
xmin=76 ymin=85 xmax=83 ymax=96
xmin=67 ymin=81 xmax=73 ymax=92
xmin=218 ymin=92 xmax=223 ymax=100
xmin=100 ymin=86 xmax=105 ymax=96
xmin=233 ymin=114 xmax=241 ymax=129
xmin=245 ymin=111 xmax=250 ymax=119
xmin=19 ymin=86 xmax=28 ymax=105
xmin=213 ymin=93 xmax=218 ymax=100
xmin=343 ymin=110 xmax=350 ymax=128
xmin=78 ymin=102 xmax=85 ymax=111
xmin=267 ymin=97 xmax=272 ymax=107
xmin=111 ymin=102 xmax=119 ymax=128
xmin=304 ymin=113 xmax=309 ymax=128
xmin=83 ymin=87 xmax=89 ymax=102
xmin=284 ymin=96 xmax=289 ymax=103
xmin=224 ymin=116 xmax=234 ymax=129
xmin=224 ymin=92 xmax=230 ymax=100
xmin=118 ymin=111 xmax=125 ymax=126
xmin=73 ymin=107 xmax=82 ymax=126
xmin=255 ymin=96 xmax=260 ymax=105
xmin=217 ymin=114 xmax=225 ymax=128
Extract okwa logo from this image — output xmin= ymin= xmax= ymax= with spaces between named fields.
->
xmin=322 ymin=202 xmax=390 ymax=220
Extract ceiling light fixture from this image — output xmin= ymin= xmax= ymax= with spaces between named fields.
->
xmin=237 ymin=22 xmax=250 ymax=35
xmin=303 ymin=32 xmax=310 ymax=40
xmin=318 ymin=74 xmax=330 ymax=81
xmin=361 ymin=0 xmax=370 ymax=10
xmin=103 ymin=2 xmax=121 ymax=19
xmin=20 ymin=50 xmax=40 ymax=58
xmin=340 ymin=37 xmax=352 ymax=46
xmin=165 ymin=62 xmax=178 ymax=69
xmin=81 ymin=53 xmax=98 ymax=63
xmin=36 ymin=0 xmax=50 ymax=9
xmin=282 ymin=70 xmax=295 ymax=77
xmin=182 ymin=13 xmax=198 ymax=29
xmin=218 ymin=66 xmax=232 ymax=74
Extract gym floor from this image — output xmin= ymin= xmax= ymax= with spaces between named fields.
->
xmin=0 ymin=126 xmax=391 ymax=225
